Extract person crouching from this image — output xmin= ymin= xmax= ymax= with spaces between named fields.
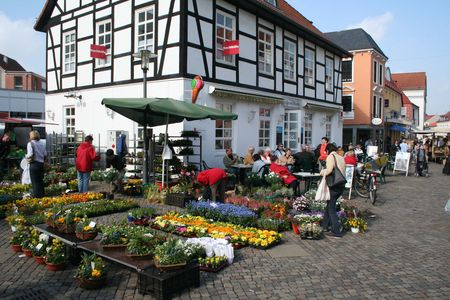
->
xmin=197 ymin=168 xmax=227 ymax=202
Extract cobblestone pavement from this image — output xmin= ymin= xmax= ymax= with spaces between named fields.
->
xmin=1 ymin=163 xmax=449 ymax=299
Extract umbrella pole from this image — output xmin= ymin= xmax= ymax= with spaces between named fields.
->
xmin=162 ymin=114 xmax=169 ymax=189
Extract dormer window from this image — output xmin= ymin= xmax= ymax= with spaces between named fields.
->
xmin=266 ymin=0 xmax=276 ymax=6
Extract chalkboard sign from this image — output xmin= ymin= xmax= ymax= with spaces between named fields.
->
xmin=345 ymin=165 xmax=355 ymax=189
xmin=393 ymin=152 xmax=411 ymax=176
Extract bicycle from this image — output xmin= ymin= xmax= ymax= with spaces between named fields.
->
xmin=353 ymin=162 xmax=379 ymax=204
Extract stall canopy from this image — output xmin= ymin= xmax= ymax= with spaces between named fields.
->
xmin=390 ymin=124 xmax=407 ymax=132
xmin=101 ymin=98 xmax=237 ymax=126
xmin=102 ymin=97 xmax=238 ymax=186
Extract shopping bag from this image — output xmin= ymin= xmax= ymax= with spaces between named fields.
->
xmin=315 ymin=175 xmax=330 ymax=201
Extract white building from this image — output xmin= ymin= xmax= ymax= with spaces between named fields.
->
xmin=35 ymin=0 xmax=349 ymax=168
xmin=391 ymin=72 xmax=427 ymax=131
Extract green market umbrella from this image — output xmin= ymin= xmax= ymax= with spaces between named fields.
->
xmin=101 ymin=97 xmax=238 ymax=185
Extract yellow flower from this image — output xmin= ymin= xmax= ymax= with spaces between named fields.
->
xmin=83 ymin=225 xmax=92 ymax=232
xmin=57 ymin=217 xmax=65 ymax=224
xmin=91 ymin=269 xmax=101 ymax=278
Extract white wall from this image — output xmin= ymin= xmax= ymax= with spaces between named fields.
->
xmin=403 ymin=89 xmax=425 ymax=130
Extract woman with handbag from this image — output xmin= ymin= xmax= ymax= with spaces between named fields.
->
xmin=25 ymin=130 xmax=47 ymax=198
xmin=320 ymin=143 xmax=347 ymax=238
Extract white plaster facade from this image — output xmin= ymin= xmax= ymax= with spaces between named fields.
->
xmin=402 ymin=89 xmax=426 ymax=130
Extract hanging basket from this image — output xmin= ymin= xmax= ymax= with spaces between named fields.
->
xmin=75 ymin=231 xmax=98 ymax=241
xmin=46 ymin=262 xmax=66 ymax=272
xmin=77 ymin=277 xmax=107 ymax=290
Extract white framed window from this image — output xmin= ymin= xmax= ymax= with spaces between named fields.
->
xmin=258 ymin=29 xmax=273 ymax=75
xmin=64 ymin=106 xmax=75 ymax=142
xmin=63 ymin=31 xmax=76 ymax=73
xmin=216 ymin=11 xmax=235 ymax=64
xmin=304 ymin=112 xmax=313 ymax=146
xmin=283 ymin=39 xmax=296 ymax=81
xmin=373 ymin=60 xmax=378 ymax=84
xmin=135 ymin=6 xmax=155 ymax=53
xmin=215 ymin=103 xmax=233 ymax=150
xmin=259 ymin=108 xmax=271 ymax=147
xmin=96 ymin=20 xmax=112 ymax=67
xmin=325 ymin=57 xmax=333 ymax=91
xmin=305 ymin=48 xmax=315 ymax=86
xmin=325 ymin=115 xmax=332 ymax=139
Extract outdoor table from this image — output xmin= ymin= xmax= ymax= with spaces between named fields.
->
xmin=230 ymin=164 xmax=253 ymax=184
xmin=292 ymin=172 xmax=322 ymax=193
xmin=34 ymin=224 xmax=86 ymax=247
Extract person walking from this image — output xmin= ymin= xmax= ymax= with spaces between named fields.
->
xmin=105 ymin=149 xmax=126 ymax=192
xmin=76 ymin=135 xmax=100 ymax=193
xmin=25 ymin=130 xmax=47 ymax=198
xmin=320 ymin=143 xmax=346 ymax=238
xmin=0 ymin=132 xmax=11 ymax=181
xmin=318 ymin=137 xmax=329 ymax=168
xmin=197 ymin=168 xmax=227 ymax=202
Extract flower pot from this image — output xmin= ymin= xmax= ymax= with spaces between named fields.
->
xmin=11 ymin=244 xmax=22 ymax=253
xmin=292 ymin=223 xmax=300 ymax=235
xmin=23 ymin=249 xmax=33 ymax=257
xmin=46 ymin=219 xmax=56 ymax=228
xmin=46 ymin=262 xmax=66 ymax=271
xmin=34 ymin=256 xmax=46 ymax=265
xmin=76 ymin=231 xmax=98 ymax=241
xmin=351 ymin=227 xmax=360 ymax=234
xmin=77 ymin=276 xmax=107 ymax=290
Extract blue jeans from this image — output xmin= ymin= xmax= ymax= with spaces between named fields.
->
xmin=77 ymin=171 xmax=91 ymax=193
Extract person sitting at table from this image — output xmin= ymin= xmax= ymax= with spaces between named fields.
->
xmin=243 ymin=146 xmax=255 ymax=165
xmin=293 ymin=145 xmax=316 ymax=172
xmin=261 ymin=147 xmax=273 ymax=164
xmin=277 ymin=148 xmax=295 ymax=171
xmin=269 ymin=156 xmax=299 ymax=194
xmin=223 ymin=147 xmax=241 ymax=169
xmin=344 ymin=149 xmax=357 ymax=166
xmin=273 ymin=144 xmax=285 ymax=158
xmin=251 ymin=154 xmax=267 ymax=177
xmin=197 ymin=168 xmax=227 ymax=202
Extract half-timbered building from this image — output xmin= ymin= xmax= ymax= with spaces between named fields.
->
xmin=35 ymin=0 xmax=349 ymax=167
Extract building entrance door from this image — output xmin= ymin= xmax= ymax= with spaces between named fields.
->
xmin=284 ymin=110 xmax=303 ymax=153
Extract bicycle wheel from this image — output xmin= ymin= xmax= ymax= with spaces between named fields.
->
xmin=369 ymin=176 xmax=377 ymax=205
xmin=354 ymin=178 xmax=369 ymax=198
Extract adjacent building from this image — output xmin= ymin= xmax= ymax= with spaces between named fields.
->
xmin=325 ymin=28 xmax=387 ymax=147
xmin=0 ymin=54 xmax=46 ymax=121
xmin=34 ymin=0 xmax=349 ymax=167
xmin=391 ymin=72 xmax=427 ymax=131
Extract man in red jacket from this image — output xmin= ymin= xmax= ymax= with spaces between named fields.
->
xmin=76 ymin=135 xmax=100 ymax=193
xmin=197 ymin=168 xmax=227 ymax=202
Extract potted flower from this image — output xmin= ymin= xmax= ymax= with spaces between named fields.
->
xmin=75 ymin=253 xmax=107 ymax=289
xmin=10 ymin=226 xmax=28 ymax=253
xmin=154 ymin=239 xmax=187 ymax=271
xmin=198 ymin=256 xmax=228 ymax=272
xmin=100 ymin=225 xmax=128 ymax=251
xmin=127 ymin=207 xmax=156 ymax=226
xmin=68 ymin=179 xmax=78 ymax=192
xmin=299 ymin=222 xmax=324 ymax=240
xmin=20 ymin=228 xmax=33 ymax=257
xmin=56 ymin=210 xmax=80 ymax=234
xmin=75 ymin=217 xmax=98 ymax=241
xmin=45 ymin=238 xmax=67 ymax=271
xmin=31 ymin=233 xmax=50 ymax=264
xmin=126 ymin=235 xmax=157 ymax=260
xmin=347 ymin=217 xmax=367 ymax=233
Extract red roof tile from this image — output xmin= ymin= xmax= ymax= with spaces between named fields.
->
xmin=256 ymin=0 xmax=327 ymax=38
xmin=391 ymin=72 xmax=427 ymax=90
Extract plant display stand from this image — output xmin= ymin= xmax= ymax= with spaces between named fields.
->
xmin=138 ymin=263 xmax=200 ymax=300
xmin=165 ymin=193 xmax=194 ymax=208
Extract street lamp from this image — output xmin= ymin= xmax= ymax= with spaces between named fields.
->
xmin=133 ymin=49 xmax=158 ymax=184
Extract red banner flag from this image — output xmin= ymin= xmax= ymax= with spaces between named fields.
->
xmin=223 ymin=40 xmax=239 ymax=55
xmin=90 ymin=44 xmax=107 ymax=59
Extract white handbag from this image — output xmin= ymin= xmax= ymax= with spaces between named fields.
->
xmin=315 ymin=174 xmax=330 ymax=201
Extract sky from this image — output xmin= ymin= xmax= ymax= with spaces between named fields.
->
xmin=0 ymin=0 xmax=449 ymax=115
